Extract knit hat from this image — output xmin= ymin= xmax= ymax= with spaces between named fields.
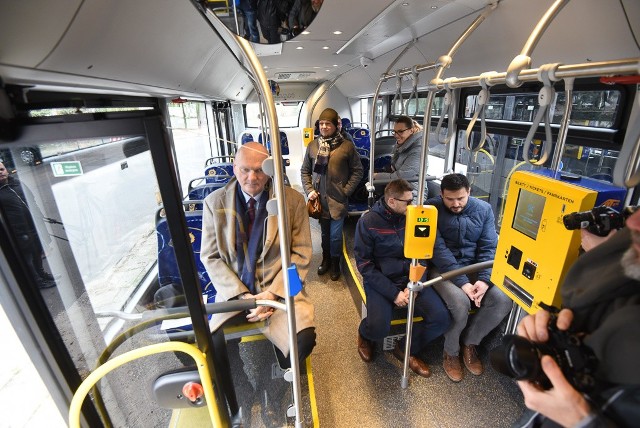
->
xmin=318 ymin=108 xmax=339 ymax=127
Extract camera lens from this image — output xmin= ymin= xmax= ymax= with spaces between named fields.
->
xmin=490 ymin=335 xmax=545 ymax=381
xmin=562 ymin=211 xmax=593 ymax=230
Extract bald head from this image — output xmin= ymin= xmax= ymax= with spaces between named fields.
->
xmin=234 ymin=142 xmax=270 ymax=196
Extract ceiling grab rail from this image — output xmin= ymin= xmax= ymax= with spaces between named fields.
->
xmin=464 ymin=71 xmax=498 ymax=152
xmin=404 ymin=66 xmax=420 ymax=117
xmin=399 ymin=2 xmax=498 ymax=389
xmin=550 ymin=77 xmax=575 ymax=173
xmin=506 ymin=0 xmax=570 ymax=88
xmin=522 ymin=63 xmax=561 ymax=165
xmin=434 ymin=78 xmax=457 ymax=144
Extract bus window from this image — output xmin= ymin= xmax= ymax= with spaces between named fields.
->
xmin=245 ymin=101 xmax=303 ymax=128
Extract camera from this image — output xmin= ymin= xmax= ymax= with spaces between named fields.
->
xmin=490 ymin=314 xmax=598 ymax=392
xmin=563 ymin=205 xmax=637 ymax=237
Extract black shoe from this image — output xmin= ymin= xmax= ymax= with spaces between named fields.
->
xmin=317 ymin=255 xmax=331 ymax=276
xmin=37 ymin=279 xmax=56 ymax=289
xmin=37 ymin=270 xmax=55 ymax=281
xmin=330 ymin=257 xmax=341 ymax=281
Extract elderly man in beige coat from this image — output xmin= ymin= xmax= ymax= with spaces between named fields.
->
xmin=201 ymin=142 xmax=316 ymax=368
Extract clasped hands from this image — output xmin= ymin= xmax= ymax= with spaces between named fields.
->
xmin=240 ymin=290 xmax=278 ymax=322
xmin=461 ymin=280 xmax=489 ymax=307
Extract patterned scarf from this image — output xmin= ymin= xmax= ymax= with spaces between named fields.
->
xmin=313 ymin=132 xmax=343 ymax=176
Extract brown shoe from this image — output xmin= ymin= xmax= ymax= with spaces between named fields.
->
xmin=393 ymin=344 xmax=431 ymax=378
xmin=462 ymin=344 xmax=484 ymax=375
xmin=442 ymin=352 xmax=463 ymax=382
xmin=357 ymin=333 xmax=374 ymax=362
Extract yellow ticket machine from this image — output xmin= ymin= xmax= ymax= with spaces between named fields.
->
xmin=491 ymin=170 xmax=626 ymax=314
xmin=404 ymin=205 xmax=438 ymax=260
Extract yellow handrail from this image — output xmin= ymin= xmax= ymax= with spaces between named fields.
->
xmin=69 ymin=342 xmax=224 ymax=428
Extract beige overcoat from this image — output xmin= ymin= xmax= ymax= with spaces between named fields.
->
xmin=200 ymin=178 xmax=315 ymax=355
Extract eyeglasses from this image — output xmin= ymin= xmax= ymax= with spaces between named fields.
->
xmin=393 ymin=197 xmax=413 ymax=204
xmin=236 ymin=166 xmax=264 ymax=175
xmin=393 ymin=128 xmax=410 ymax=135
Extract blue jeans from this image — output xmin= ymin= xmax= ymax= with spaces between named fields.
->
xmin=239 ymin=3 xmax=259 ymax=43
xmin=433 ymin=278 xmax=512 ymax=356
xmin=320 ymin=217 xmax=345 ymax=257
xmin=359 ymin=285 xmax=450 ymax=355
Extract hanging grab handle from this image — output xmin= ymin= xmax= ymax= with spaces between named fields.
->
xmin=464 ymin=72 xmax=496 ymax=152
xmin=435 ymin=78 xmax=457 ymax=144
xmin=523 ymin=63 xmax=560 ymax=165
xmin=392 ymin=71 xmax=405 ymax=115
xmin=404 ymin=66 xmax=420 ymax=117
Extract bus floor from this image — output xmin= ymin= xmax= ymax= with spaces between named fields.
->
xmin=301 ymin=216 xmax=527 ymax=427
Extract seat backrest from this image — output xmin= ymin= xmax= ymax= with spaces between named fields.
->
xmin=351 ymin=128 xmax=371 ymax=151
xmin=258 ymin=131 xmax=289 ymax=156
xmin=241 ymin=132 xmax=254 ymax=145
xmin=156 ymin=210 xmax=214 ymax=301
xmin=341 ymin=117 xmax=351 ymax=130
xmin=188 ymin=182 xmax=227 ymax=201
xmin=374 ymin=155 xmax=392 ymax=172
xmin=204 ymin=163 xmax=234 ymax=177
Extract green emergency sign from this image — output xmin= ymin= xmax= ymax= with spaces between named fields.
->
xmin=51 ymin=161 xmax=83 ymax=177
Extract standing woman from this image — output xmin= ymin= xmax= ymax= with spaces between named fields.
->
xmin=301 ymin=108 xmax=363 ymax=281
xmin=374 ymin=115 xmax=428 ymax=202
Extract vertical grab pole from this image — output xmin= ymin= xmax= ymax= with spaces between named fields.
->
xmin=236 ymin=37 xmax=305 ymax=427
xmin=403 ymin=3 xmax=497 ymax=388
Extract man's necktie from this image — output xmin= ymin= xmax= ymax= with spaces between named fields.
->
xmin=247 ymin=197 xmax=256 ymax=236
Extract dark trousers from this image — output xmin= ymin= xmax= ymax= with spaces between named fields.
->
xmin=359 ymin=285 xmax=451 ymax=355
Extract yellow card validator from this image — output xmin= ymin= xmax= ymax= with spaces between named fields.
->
xmin=404 ymin=205 xmax=438 ymax=259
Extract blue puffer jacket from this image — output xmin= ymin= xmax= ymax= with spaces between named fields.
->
xmin=425 ymin=195 xmax=497 ymax=287
xmin=355 ymin=199 xmax=424 ymax=302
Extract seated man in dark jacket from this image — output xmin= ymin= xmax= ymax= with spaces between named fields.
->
xmin=426 ymin=173 xmax=511 ymax=382
xmin=354 ymin=179 xmax=450 ymax=377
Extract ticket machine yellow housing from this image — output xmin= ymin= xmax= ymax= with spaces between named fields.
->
xmin=491 ymin=170 xmax=625 ymax=314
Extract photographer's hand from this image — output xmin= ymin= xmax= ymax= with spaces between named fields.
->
xmin=580 ymin=228 xmax=616 ymax=252
xmin=517 ymin=308 xmax=573 ymax=342
xmin=517 ymin=356 xmax=592 ymax=427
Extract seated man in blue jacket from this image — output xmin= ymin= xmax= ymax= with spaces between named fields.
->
xmin=427 ymin=173 xmax=512 ymax=382
xmin=355 ymin=179 xmax=450 ymax=378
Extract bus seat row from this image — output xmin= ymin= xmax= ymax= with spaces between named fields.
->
xmin=155 ymin=203 xmax=215 ymax=310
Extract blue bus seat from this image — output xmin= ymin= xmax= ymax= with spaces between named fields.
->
xmin=204 ymin=155 xmax=234 ymax=166
xmin=155 ymin=206 xmax=215 ymax=306
xmin=341 ymin=117 xmax=351 ymax=130
xmin=188 ymin=182 xmax=227 ymax=202
xmin=204 ymin=162 xmax=234 ymax=177
xmin=355 ymin=146 xmax=369 ymax=158
xmin=258 ymin=131 xmax=289 ymax=156
xmin=350 ymin=128 xmax=371 ymax=152
xmin=374 ymin=155 xmax=392 ymax=172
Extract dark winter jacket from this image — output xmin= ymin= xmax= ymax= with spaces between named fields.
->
xmin=515 ymin=226 xmax=640 ymax=427
xmin=288 ymin=0 xmax=317 ymax=29
xmin=354 ymin=198 xmax=424 ymax=302
xmin=0 ymin=176 xmax=37 ymax=237
xmin=426 ymin=195 xmax=497 ymax=287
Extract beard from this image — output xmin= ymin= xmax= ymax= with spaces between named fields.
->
xmin=620 ymin=246 xmax=640 ymax=281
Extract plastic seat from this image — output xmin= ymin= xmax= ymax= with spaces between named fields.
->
xmin=204 ymin=163 xmax=234 ymax=177
xmin=374 ymin=155 xmax=392 ymax=172
xmin=258 ymin=131 xmax=289 ymax=156
xmin=155 ymin=206 xmax=215 ymax=308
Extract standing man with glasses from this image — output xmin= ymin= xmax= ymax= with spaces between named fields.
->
xmin=426 ymin=173 xmax=512 ymax=382
xmin=374 ymin=115 xmax=428 ymax=202
xmin=301 ymin=108 xmax=363 ymax=281
xmin=354 ymin=179 xmax=450 ymax=377
xmin=201 ymin=142 xmax=316 ymax=370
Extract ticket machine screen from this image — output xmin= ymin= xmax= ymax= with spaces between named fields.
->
xmin=512 ymin=189 xmax=546 ymax=240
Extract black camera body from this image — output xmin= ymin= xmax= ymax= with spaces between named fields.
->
xmin=563 ymin=206 xmax=636 ymax=237
xmin=490 ymin=316 xmax=598 ymax=392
